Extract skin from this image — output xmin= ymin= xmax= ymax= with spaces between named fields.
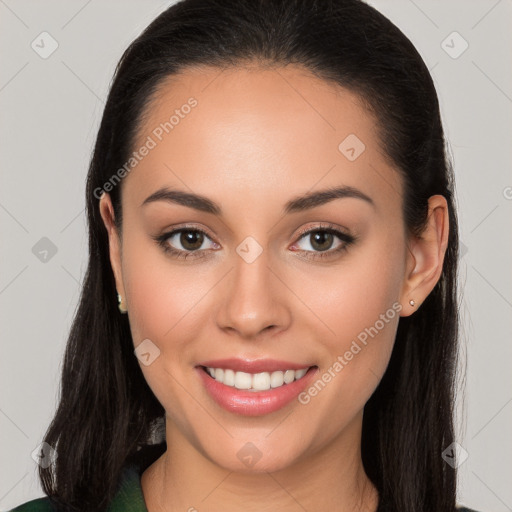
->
xmin=99 ymin=64 xmax=449 ymax=512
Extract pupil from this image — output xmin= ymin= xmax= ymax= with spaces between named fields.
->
xmin=181 ymin=231 xmax=203 ymax=250
xmin=311 ymin=231 xmax=333 ymax=251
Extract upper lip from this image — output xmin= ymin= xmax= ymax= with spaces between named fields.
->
xmin=196 ymin=358 xmax=315 ymax=374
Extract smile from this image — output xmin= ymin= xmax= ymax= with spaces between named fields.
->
xmin=203 ymin=366 xmax=309 ymax=391
xmin=196 ymin=363 xmax=319 ymax=416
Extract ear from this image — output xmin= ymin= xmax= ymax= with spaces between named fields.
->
xmin=399 ymin=194 xmax=449 ymax=317
xmin=98 ymin=192 xmax=126 ymax=303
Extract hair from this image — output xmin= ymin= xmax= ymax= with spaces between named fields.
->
xmin=38 ymin=1 xmax=460 ymax=511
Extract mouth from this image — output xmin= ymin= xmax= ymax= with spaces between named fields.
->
xmin=199 ymin=365 xmax=314 ymax=392
xmin=195 ymin=362 xmax=319 ymax=416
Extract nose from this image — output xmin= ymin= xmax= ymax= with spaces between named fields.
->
xmin=215 ymin=246 xmax=292 ymax=340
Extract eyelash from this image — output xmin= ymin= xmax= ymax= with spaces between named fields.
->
xmin=153 ymin=222 xmax=356 ymax=262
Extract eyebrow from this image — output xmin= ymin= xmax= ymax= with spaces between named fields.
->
xmin=141 ymin=185 xmax=375 ymax=215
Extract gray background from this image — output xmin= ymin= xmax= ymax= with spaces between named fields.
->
xmin=1 ymin=1 xmax=511 ymax=510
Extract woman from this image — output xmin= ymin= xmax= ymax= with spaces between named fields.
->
xmin=11 ymin=0 xmax=480 ymax=511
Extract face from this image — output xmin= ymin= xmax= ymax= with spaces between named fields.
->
xmin=100 ymin=64 xmax=419 ymax=473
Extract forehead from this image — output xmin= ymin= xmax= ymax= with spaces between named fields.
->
xmin=123 ymin=64 xmax=402 ymax=216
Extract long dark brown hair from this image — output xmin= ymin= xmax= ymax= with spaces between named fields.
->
xmin=38 ymin=1 xmax=460 ymax=510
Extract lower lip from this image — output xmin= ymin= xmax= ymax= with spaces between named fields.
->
xmin=196 ymin=366 xmax=319 ymax=416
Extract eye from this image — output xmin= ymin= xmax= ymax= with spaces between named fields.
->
xmin=291 ymin=223 xmax=356 ymax=260
xmin=153 ymin=222 xmax=356 ymax=262
xmin=154 ymin=226 xmax=219 ymax=260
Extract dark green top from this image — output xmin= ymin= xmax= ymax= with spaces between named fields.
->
xmin=9 ymin=451 xmax=482 ymax=512
xmin=9 ymin=464 xmax=144 ymax=512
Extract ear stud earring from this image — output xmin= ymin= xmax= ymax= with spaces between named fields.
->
xmin=409 ymin=299 xmax=415 ymax=307
xmin=117 ymin=292 xmax=128 ymax=314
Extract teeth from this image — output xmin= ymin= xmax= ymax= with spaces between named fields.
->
xmin=253 ymin=372 xmax=271 ymax=391
xmin=294 ymin=368 xmax=308 ymax=379
xmin=234 ymin=371 xmax=252 ymax=390
xmin=223 ymin=368 xmax=235 ymax=386
xmin=205 ymin=366 xmax=310 ymax=391
xmin=270 ymin=371 xmax=284 ymax=388
xmin=283 ymin=369 xmax=295 ymax=384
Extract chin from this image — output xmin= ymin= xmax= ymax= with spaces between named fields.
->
xmin=205 ymin=440 xmax=306 ymax=474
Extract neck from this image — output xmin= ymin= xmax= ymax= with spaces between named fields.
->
xmin=141 ymin=413 xmax=378 ymax=512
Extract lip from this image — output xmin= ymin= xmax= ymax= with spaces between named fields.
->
xmin=195 ymin=364 xmax=319 ymax=417
xmin=196 ymin=358 xmax=314 ymax=374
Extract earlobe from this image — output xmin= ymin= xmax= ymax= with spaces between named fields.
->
xmin=98 ymin=193 xmax=126 ymax=306
xmin=399 ymin=194 xmax=449 ymax=317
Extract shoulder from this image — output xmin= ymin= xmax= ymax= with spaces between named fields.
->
xmin=8 ymin=466 xmax=144 ymax=512
xmin=8 ymin=496 xmax=56 ymax=511
xmin=8 ymin=491 xmax=482 ymax=512
xmin=8 ymin=443 xmax=166 ymax=512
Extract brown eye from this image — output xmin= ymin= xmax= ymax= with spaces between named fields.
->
xmin=154 ymin=226 xmax=219 ymax=260
xmin=291 ymin=224 xmax=356 ymax=261
xmin=308 ymin=231 xmax=335 ymax=252
xmin=179 ymin=230 xmax=205 ymax=251
xmin=295 ymin=228 xmax=349 ymax=253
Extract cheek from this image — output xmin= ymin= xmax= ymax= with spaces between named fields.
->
xmin=120 ymin=238 xmax=216 ymax=420
xmin=293 ymin=233 xmax=405 ymax=405
xmin=297 ymin=233 xmax=405 ymax=343
xmin=123 ymin=248 xmax=212 ymax=354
